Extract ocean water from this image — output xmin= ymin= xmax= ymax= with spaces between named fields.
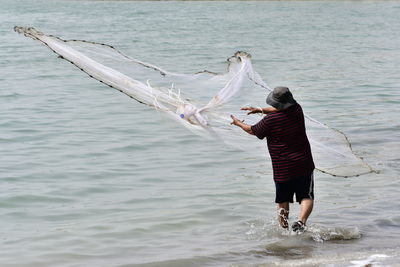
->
xmin=1 ymin=1 xmax=400 ymax=266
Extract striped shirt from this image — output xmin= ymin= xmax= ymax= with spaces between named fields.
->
xmin=251 ymin=103 xmax=315 ymax=182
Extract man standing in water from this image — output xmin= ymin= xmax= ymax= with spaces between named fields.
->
xmin=230 ymin=86 xmax=315 ymax=232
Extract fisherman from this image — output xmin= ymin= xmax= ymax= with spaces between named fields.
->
xmin=230 ymin=86 xmax=315 ymax=232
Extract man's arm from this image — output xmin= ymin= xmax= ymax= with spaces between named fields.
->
xmin=241 ymin=106 xmax=278 ymax=115
xmin=230 ymin=115 xmax=254 ymax=135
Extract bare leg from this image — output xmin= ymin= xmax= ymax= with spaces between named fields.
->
xmin=298 ymin=198 xmax=313 ymax=225
xmin=277 ymin=202 xmax=289 ymax=228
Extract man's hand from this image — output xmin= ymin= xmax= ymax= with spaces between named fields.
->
xmin=230 ymin=115 xmax=243 ymax=126
xmin=230 ymin=115 xmax=254 ymax=135
xmin=241 ymin=106 xmax=262 ymax=115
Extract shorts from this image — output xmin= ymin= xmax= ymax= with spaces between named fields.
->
xmin=274 ymin=172 xmax=314 ymax=204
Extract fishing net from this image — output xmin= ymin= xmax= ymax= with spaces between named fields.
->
xmin=14 ymin=26 xmax=374 ymax=177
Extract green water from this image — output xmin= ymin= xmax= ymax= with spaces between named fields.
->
xmin=1 ymin=1 xmax=400 ymax=266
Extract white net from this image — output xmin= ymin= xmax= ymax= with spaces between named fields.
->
xmin=14 ymin=26 xmax=375 ymax=177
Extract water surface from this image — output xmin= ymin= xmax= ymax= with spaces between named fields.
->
xmin=1 ymin=1 xmax=400 ymax=266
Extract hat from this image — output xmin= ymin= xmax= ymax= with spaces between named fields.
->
xmin=266 ymin=86 xmax=297 ymax=110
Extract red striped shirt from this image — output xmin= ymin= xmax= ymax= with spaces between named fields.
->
xmin=251 ymin=103 xmax=314 ymax=181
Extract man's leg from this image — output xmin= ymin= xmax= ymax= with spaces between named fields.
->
xmin=298 ymin=198 xmax=313 ymax=225
xmin=277 ymin=202 xmax=289 ymax=228
xmin=295 ymin=172 xmax=314 ymax=226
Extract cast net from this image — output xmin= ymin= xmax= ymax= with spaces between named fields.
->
xmin=14 ymin=26 xmax=375 ymax=177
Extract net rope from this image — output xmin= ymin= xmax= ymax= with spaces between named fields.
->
xmin=14 ymin=26 xmax=375 ymax=177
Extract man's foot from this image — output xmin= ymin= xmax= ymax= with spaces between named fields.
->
xmin=277 ymin=207 xmax=289 ymax=229
xmin=291 ymin=221 xmax=305 ymax=233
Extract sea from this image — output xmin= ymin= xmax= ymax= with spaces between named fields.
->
xmin=1 ymin=0 xmax=400 ymax=266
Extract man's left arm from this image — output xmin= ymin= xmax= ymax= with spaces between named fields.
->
xmin=230 ymin=115 xmax=254 ymax=135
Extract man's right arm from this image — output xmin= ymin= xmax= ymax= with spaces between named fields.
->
xmin=241 ymin=106 xmax=278 ymax=115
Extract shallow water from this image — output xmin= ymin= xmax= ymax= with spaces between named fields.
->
xmin=1 ymin=0 xmax=400 ymax=266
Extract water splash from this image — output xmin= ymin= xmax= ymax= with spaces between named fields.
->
xmin=245 ymin=218 xmax=362 ymax=244
xmin=305 ymin=225 xmax=362 ymax=243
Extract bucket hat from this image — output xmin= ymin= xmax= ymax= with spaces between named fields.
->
xmin=266 ymin=86 xmax=297 ymax=110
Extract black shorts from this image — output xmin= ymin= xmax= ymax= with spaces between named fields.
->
xmin=274 ymin=172 xmax=314 ymax=204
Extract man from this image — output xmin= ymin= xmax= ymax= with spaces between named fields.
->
xmin=230 ymin=86 xmax=315 ymax=232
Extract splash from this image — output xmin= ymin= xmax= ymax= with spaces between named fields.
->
xmin=305 ymin=225 xmax=362 ymax=243
xmin=14 ymin=26 xmax=375 ymax=177
xmin=245 ymin=218 xmax=361 ymax=244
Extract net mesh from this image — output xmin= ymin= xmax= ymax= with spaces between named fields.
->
xmin=14 ymin=26 xmax=375 ymax=177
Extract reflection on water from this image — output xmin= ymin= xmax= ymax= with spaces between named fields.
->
xmin=263 ymin=240 xmax=315 ymax=260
